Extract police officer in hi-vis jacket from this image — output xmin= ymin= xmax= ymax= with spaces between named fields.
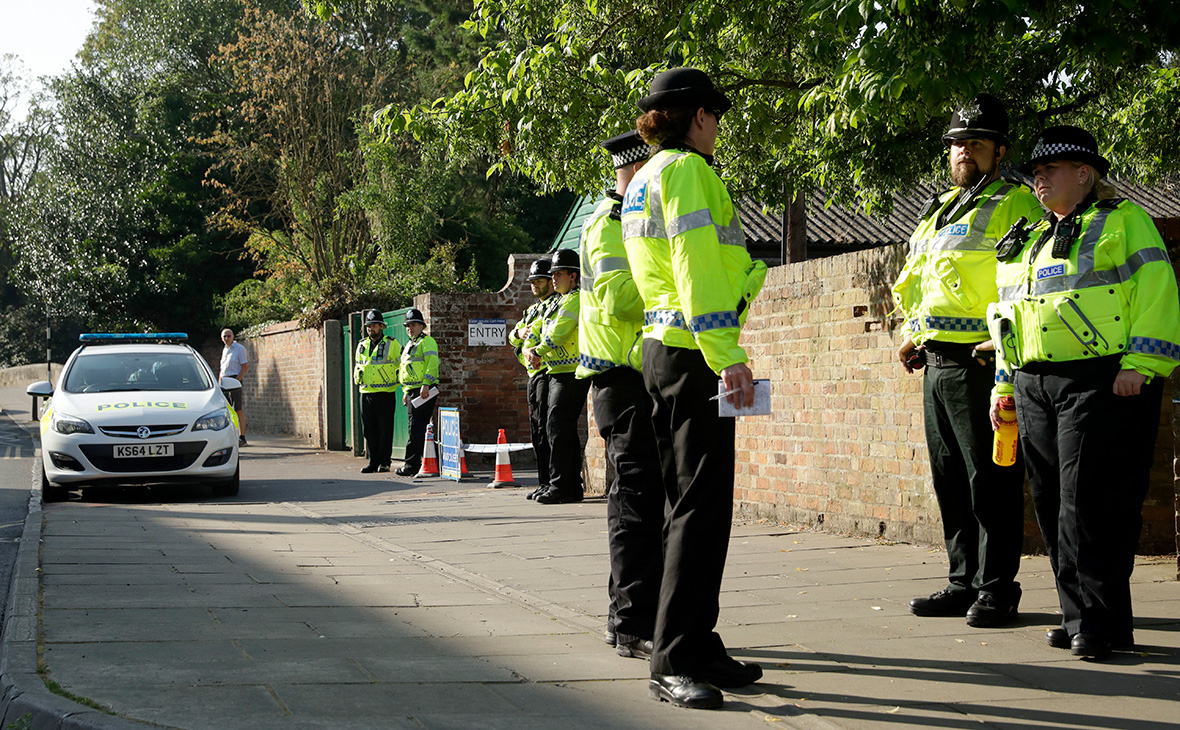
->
xmin=892 ymin=94 xmax=1039 ymax=629
xmin=987 ymin=126 xmax=1180 ymax=660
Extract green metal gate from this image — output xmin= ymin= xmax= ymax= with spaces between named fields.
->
xmin=341 ymin=308 xmax=412 ymax=458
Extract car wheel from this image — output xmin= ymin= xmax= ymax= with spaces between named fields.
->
xmin=41 ymin=463 xmax=70 ymax=503
xmin=212 ymin=464 xmax=240 ymax=497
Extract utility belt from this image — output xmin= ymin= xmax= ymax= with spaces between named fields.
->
xmin=923 ymin=341 xmax=992 ymax=369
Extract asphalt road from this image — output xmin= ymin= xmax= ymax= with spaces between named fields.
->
xmin=0 ymin=410 xmax=35 ymax=633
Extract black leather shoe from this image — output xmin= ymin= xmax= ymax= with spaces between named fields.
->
xmin=376 ymin=465 xmax=390 ymax=473
xmin=395 ymin=466 xmax=417 ymax=477
xmin=360 ymin=465 xmax=378 ymax=474
xmin=616 ymin=638 xmax=653 ymax=659
xmin=700 ymin=656 xmax=762 ymax=688
xmin=910 ymin=589 xmax=977 ymax=617
xmin=649 ymin=674 xmax=722 ymax=709
xmin=1071 ymin=633 xmax=1112 ymax=660
xmin=603 ymin=627 xmax=616 ymax=646
xmin=526 ymin=485 xmax=549 ymax=500
xmin=966 ymin=585 xmax=1021 ymax=628
xmin=1046 ymin=627 xmax=1070 ymax=649
xmin=534 ymin=489 xmax=583 ymax=504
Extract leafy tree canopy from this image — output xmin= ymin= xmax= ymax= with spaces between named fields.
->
xmin=359 ymin=0 xmax=1180 ymax=211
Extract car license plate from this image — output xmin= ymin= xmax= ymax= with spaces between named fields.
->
xmin=114 ymin=444 xmax=174 ymax=458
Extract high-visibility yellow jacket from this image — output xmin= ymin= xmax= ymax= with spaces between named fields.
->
xmin=577 ymin=194 xmax=643 ymax=378
xmin=892 ymin=180 xmax=1040 ymax=345
xmin=987 ymin=197 xmax=1180 ymax=397
xmin=534 ymin=289 xmax=580 ymax=375
xmin=621 ymin=148 xmax=766 ymax=374
xmin=399 ymin=334 xmax=439 ymax=393
xmin=509 ymin=294 xmax=557 ymax=377
xmin=354 ymin=335 xmax=401 ymax=393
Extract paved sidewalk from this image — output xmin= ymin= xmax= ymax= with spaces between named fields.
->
xmin=2 ymin=386 xmax=1179 ymax=729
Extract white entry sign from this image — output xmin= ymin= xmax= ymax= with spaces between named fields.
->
xmin=468 ymin=318 xmax=507 ymax=346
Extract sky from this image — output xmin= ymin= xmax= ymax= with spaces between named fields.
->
xmin=1 ymin=0 xmax=98 ymax=83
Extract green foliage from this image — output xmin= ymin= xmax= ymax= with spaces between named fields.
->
xmin=9 ymin=0 xmax=254 ymax=337
xmin=374 ymin=0 xmax=1180 ymax=212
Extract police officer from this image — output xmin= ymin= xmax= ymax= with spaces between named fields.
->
xmin=396 ymin=308 xmax=439 ymax=476
xmin=623 ymin=67 xmax=766 ymax=709
xmin=354 ymin=309 xmax=402 ymax=473
xmin=509 ymin=259 xmax=558 ymax=495
xmin=987 ymin=126 xmax=1180 ymax=660
xmin=892 ymin=94 xmax=1039 ymax=628
xmin=577 ymin=130 xmax=664 ymax=659
xmin=527 ymin=248 xmax=589 ymax=504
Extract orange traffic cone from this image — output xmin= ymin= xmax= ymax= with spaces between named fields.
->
xmin=418 ymin=422 xmax=440 ymax=477
xmin=487 ymin=429 xmax=520 ymax=488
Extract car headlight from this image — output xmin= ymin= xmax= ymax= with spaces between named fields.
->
xmin=193 ymin=409 xmax=232 ymax=432
xmin=54 ymin=413 xmax=94 ymax=435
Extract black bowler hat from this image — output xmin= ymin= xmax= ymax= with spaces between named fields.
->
xmin=637 ymin=67 xmax=732 ymax=117
xmin=599 ymin=130 xmax=655 ymax=169
xmin=1019 ymin=125 xmax=1111 ymax=176
xmin=527 ymin=258 xmax=552 ymax=281
xmin=942 ymin=93 xmax=1010 ymax=148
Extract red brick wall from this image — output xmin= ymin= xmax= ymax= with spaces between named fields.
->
xmin=415 ymin=254 xmax=546 ymax=459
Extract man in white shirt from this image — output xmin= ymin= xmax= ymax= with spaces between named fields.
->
xmin=219 ymin=328 xmax=249 ymax=446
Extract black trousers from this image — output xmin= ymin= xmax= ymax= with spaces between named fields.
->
xmin=1015 ymin=357 xmax=1161 ymax=641
xmin=527 ymin=374 xmax=551 ymax=485
xmin=643 ymin=340 xmax=734 ymax=676
xmin=361 ymin=391 xmax=398 ymax=469
xmin=403 ymin=390 xmax=438 ymax=471
xmin=546 ymin=371 xmax=589 ymax=496
xmin=592 ymin=367 xmax=665 ymax=645
xmin=922 ymin=350 xmax=1024 ymax=597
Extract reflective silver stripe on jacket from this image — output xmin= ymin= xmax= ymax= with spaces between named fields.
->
xmin=666 ymin=208 xmax=745 ymax=247
xmin=1001 ymin=230 xmax=1170 ymax=299
xmin=580 ymin=204 xmax=618 ymax=290
xmin=1074 ymin=207 xmax=1116 ymax=276
xmin=595 ymin=256 xmax=629 ymax=276
xmin=910 ymin=184 xmax=1013 ymax=256
xmin=645 ymin=309 xmax=689 ymax=331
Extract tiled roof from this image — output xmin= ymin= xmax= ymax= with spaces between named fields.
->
xmin=553 ymin=176 xmax=1180 ymax=254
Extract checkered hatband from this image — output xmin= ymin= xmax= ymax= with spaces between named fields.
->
xmin=611 ymin=144 xmax=656 ymax=168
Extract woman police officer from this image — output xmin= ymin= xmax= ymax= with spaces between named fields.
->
xmin=986 ymin=125 xmax=1180 ymax=660
xmin=621 ymin=67 xmax=767 ymax=708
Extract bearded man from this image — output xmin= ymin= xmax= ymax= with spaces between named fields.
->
xmin=891 ymin=94 xmax=1040 ymax=628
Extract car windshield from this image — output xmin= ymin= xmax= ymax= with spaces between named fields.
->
xmin=63 ymin=351 xmax=213 ymax=394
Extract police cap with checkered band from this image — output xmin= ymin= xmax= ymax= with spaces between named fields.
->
xmin=1019 ymin=125 xmax=1111 ymax=176
xmin=599 ymin=130 xmax=656 ymax=169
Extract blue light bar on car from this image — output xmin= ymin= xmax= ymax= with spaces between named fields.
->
xmin=79 ymin=333 xmax=189 ymax=342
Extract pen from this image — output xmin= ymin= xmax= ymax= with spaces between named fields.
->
xmin=709 ymin=388 xmax=742 ymax=402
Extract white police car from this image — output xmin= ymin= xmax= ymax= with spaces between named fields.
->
xmin=27 ymin=334 xmax=240 ymax=501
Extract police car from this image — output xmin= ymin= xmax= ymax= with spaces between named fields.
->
xmin=27 ymin=334 xmax=240 ymax=501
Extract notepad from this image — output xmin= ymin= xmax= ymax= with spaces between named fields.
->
xmin=717 ymin=379 xmax=771 ymax=417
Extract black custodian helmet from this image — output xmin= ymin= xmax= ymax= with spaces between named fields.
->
xmin=528 ymin=258 xmax=552 ymax=281
xmin=404 ymin=308 xmax=426 ymax=325
xmin=549 ymin=248 xmax=580 ymax=272
xmin=363 ymin=309 xmax=384 ymax=327
xmin=942 ymin=93 xmax=1010 ymax=148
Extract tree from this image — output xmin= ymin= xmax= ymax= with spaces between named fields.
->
xmin=374 ymin=0 xmax=1180 ymax=211
xmin=10 ymin=0 xmax=256 ymax=337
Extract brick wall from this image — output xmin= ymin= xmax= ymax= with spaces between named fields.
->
xmin=581 ymin=244 xmax=1178 ymax=554
xmin=206 ymin=321 xmax=327 ymax=447
xmin=414 ymin=253 xmax=559 ymax=464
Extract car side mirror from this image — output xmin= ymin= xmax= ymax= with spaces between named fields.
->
xmin=219 ymin=377 xmax=242 ymax=390
xmin=27 ymin=381 xmax=53 ymax=397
